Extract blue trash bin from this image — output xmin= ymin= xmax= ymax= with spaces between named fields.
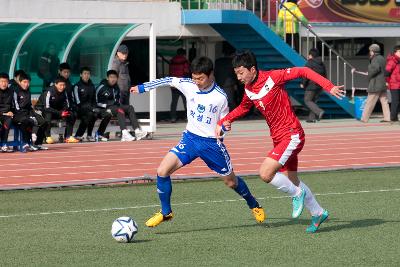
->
xmin=354 ymin=96 xmax=367 ymax=120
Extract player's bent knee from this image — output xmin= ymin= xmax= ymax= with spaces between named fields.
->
xmin=156 ymin=166 xmax=170 ymax=177
xmin=223 ymin=178 xmax=236 ymax=189
xmin=259 ymin=168 xmax=276 ymax=183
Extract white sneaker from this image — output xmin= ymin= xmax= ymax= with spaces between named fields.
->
xmin=86 ymin=136 xmax=95 ymax=142
xmin=134 ymin=129 xmax=148 ymax=140
xmin=98 ymin=135 xmax=108 ymax=142
xmin=121 ymin=130 xmax=135 ymax=142
xmin=1 ymin=145 xmax=13 ymax=153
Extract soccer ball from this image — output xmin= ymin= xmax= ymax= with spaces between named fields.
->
xmin=111 ymin=217 xmax=138 ymax=243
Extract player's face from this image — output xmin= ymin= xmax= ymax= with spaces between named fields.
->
xmin=55 ymin=82 xmax=66 ymax=93
xmin=20 ymin=79 xmax=30 ymax=90
xmin=0 ymin=78 xmax=8 ymax=90
xmin=192 ymin=72 xmax=213 ymax=90
xmin=395 ymin=50 xmax=400 ymax=58
xmin=107 ymin=74 xmax=118 ymax=86
xmin=80 ymin=71 xmax=91 ymax=83
xmin=60 ymin=69 xmax=71 ymax=79
xmin=234 ymin=66 xmax=257 ymax=85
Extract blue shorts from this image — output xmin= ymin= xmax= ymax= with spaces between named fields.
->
xmin=169 ymin=131 xmax=232 ymax=176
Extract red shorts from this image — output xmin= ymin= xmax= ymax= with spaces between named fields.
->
xmin=267 ymin=133 xmax=305 ymax=172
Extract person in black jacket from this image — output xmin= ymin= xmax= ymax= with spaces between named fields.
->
xmin=74 ymin=67 xmax=111 ymax=141
xmin=9 ymin=69 xmax=26 ymax=90
xmin=0 ymin=73 xmax=14 ymax=152
xmin=38 ymin=43 xmax=59 ymax=90
xmin=35 ymin=77 xmax=79 ymax=144
xmin=301 ymin=48 xmax=327 ymax=122
xmin=12 ymin=73 xmax=48 ymax=151
xmin=51 ymin=63 xmax=76 ymax=111
xmin=96 ymin=70 xmax=147 ymax=141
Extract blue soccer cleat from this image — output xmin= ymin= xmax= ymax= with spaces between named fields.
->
xmin=292 ymin=188 xmax=306 ymax=218
xmin=306 ymin=209 xmax=329 ymax=233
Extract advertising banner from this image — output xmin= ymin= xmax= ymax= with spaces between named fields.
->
xmin=279 ymin=0 xmax=400 ymax=23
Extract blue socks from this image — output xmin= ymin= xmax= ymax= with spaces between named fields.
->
xmin=157 ymin=175 xmax=172 ymax=215
xmin=234 ymin=176 xmax=259 ymax=209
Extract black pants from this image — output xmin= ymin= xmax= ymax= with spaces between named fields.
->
xmin=170 ymin=88 xmax=187 ymax=120
xmin=304 ymin=89 xmax=324 ymax=121
xmin=109 ymin=105 xmax=140 ymax=131
xmin=75 ymin=108 xmax=112 ymax=137
xmin=0 ymin=115 xmax=12 ymax=144
xmin=43 ymin=111 xmax=76 ymax=138
xmin=390 ymin=89 xmax=400 ymax=121
xmin=119 ymin=89 xmax=130 ymax=106
xmin=13 ymin=112 xmax=47 ymax=145
xmin=285 ymin=33 xmax=299 ymax=53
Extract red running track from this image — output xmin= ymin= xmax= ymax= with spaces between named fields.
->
xmin=1 ymin=130 xmax=400 ymax=190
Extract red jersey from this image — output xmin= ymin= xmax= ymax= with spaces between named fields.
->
xmin=218 ymin=67 xmax=334 ymax=141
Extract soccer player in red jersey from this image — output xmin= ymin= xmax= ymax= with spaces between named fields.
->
xmin=215 ymin=51 xmax=345 ymax=233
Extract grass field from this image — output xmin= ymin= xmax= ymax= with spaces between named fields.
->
xmin=1 ymin=168 xmax=400 ymax=266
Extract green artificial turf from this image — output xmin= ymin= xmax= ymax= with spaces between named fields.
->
xmin=1 ymin=168 xmax=400 ymax=266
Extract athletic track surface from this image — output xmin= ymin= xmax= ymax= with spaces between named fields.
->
xmin=1 ymin=120 xmax=399 ymax=190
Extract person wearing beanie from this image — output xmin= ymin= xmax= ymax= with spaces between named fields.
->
xmin=111 ymin=44 xmax=131 ymax=106
xmin=353 ymin=43 xmax=390 ymax=122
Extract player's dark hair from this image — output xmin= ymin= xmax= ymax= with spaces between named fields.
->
xmin=18 ymin=73 xmax=31 ymax=82
xmin=14 ymin=69 xmax=26 ymax=78
xmin=80 ymin=67 xmax=91 ymax=74
xmin=59 ymin=62 xmax=71 ymax=71
xmin=393 ymin=45 xmax=400 ymax=53
xmin=0 ymin=72 xmax=9 ymax=80
xmin=308 ymin=48 xmax=320 ymax=58
xmin=190 ymin=56 xmax=213 ymax=76
xmin=106 ymin=69 xmax=118 ymax=77
xmin=232 ymin=50 xmax=258 ymax=71
xmin=54 ymin=76 xmax=67 ymax=84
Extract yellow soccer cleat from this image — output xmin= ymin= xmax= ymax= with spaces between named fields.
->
xmin=65 ymin=136 xmax=80 ymax=143
xmin=46 ymin=137 xmax=55 ymax=144
xmin=145 ymin=211 xmax=174 ymax=227
xmin=252 ymin=206 xmax=266 ymax=223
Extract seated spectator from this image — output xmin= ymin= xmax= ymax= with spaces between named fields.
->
xmin=9 ymin=69 xmax=26 ymax=90
xmin=74 ymin=67 xmax=111 ymax=142
xmin=52 ymin=63 xmax=76 ymax=112
xmin=96 ymin=70 xmax=147 ymax=141
xmin=35 ymin=77 xmax=79 ymax=144
xmin=12 ymin=73 xmax=48 ymax=151
xmin=0 ymin=73 xmax=14 ymax=152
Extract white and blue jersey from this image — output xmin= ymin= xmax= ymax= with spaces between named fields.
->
xmin=138 ymin=77 xmax=232 ymax=175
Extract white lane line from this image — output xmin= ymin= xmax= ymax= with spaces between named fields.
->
xmin=1 ymin=188 xmax=399 ymax=219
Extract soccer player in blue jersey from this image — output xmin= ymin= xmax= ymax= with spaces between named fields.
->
xmin=131 ymin=57 xmax=265 ymax=227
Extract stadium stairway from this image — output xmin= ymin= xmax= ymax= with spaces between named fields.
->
xmin=182 ymin=10 xmax=355 ymax=118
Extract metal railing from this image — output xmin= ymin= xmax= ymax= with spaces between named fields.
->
xmin=171 ymin=0 xmax=359 ymax=98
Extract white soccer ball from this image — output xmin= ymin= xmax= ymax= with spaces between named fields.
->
xmin=111 ymin=217 xmax=138 ymax=243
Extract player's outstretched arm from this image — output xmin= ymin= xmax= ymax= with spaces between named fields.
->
xmin=329 ymin=85 xmax=346 ymax=100
xmin=130 ymin=77 xmax=182 ymax=94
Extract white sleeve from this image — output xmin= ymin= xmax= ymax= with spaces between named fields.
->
xmin=140 ymin=77 xmax=189 ymax=95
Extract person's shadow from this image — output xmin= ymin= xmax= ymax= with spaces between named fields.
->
xmin=155 ymin=217 xmax=395 ymax=235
